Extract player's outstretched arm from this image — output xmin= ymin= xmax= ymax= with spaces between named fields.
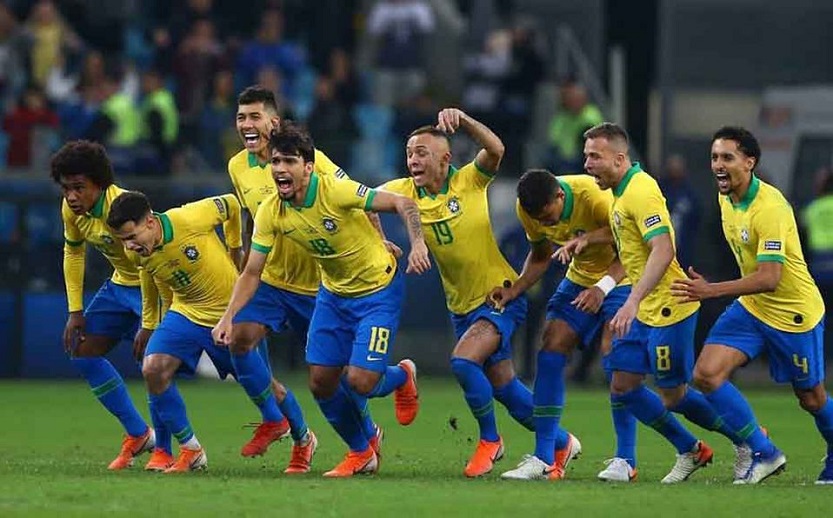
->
xmin=488 ymin=240 xmax=551 ymax=310
xmin=437 ymin=108 xmax=504 ymax=173
xmin=671 ymin=262 xmax=781 ymax=302
xmin=553 ymin=226 xmax=614 ymax=264
xmin=367 ymin=190 xmax=431 ymax=274
xmin=213 ymin=249 xmax=268 ymax=346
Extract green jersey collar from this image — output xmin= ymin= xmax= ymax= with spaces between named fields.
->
xmin=556 ymin=178 xmax=574 ymax=221
xmin=89 ymin=189 xmax=107 ymax=218
xmin=289 ymin=172 xmax=319 ymax=209
xmin=155 ymin=212 xmax=174 ymax=247
xmin=729 ymin=175 xmax=760 ymax=211
xmin=248 ymin=152 xmax=268 ymax=168
xmin=612 ymin=162 xmax=642 ymax=197
xmin=418 ymin=165 xmax=458 ymax=199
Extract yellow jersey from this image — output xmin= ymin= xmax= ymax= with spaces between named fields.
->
xmin=516 ymin=174 xmax=628 ymax=288
xmin=227 ymin=148 xmax=343 ymax=296
xmin=62 ymin=184 xmax=140 ymax=312
xmin=719 ymin=176 xmax=824 ymax=332
xmin=129 ymin=195 xmax=242 ymax=328
xmin=381 ymin=161 xmax=518 ymax=314
xmin=252 ymin=173 xmax=395 ymax=297
xmin=610 ymin=163 xmax=699 ymax=326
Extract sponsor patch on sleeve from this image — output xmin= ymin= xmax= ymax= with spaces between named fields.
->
xmin=644 ymin=214 xmax=661 ymax=228
xmin=764 ymin=240 xmax=782 ymax=251
xmin=356 ymin=184 xmax=369 ymax=198
xmin=335 ymin=168 xmax=347 ymax=179
xmin=213 ymin=198 xmax=226 ymax=215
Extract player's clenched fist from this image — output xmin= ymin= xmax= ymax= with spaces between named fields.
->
xmin=212 ymin=316 xmax=233 ymax=346
xmin=406 ymin=239 xmax=431 ymax=274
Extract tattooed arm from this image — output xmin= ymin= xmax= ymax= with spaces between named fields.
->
xmin=366 ymin=190 xmax=431 ymax=274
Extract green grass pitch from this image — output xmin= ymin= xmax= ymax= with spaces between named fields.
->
xmin=1 ymin=376 xmax=832 ymax=517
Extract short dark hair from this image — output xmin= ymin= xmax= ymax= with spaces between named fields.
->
xmin=407 ymin=125 xmax=452 ymax=147
xmin=712 ymin=126 xmax=761 ymax=171
xmin=107 ymin=191 xmax=152 ymax=230
xmin=517 ymin=169 xmax=560 ymax=215
xmin=237 ymin=85 xmax=278 ymax=114
xmin=583 ymin=122 xmax=630 ymax=148
xmin=268 ymin=122 xmax=315 ymax=163
xmin=50 ymin=140 xmax=114 ymax=188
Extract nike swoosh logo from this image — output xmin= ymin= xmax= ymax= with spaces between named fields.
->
xmin=243 ymin=188 xmax=253 ymax=194
xmin=282 ymin=229 xmax=296 ymax=235
xmin=366 ymin=355 xmax=383 ymax=362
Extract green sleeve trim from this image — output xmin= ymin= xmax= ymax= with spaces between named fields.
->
xmin=757 ymin=254 xmax=785 ymax=264
xmin=65 ymin=238 xmax=85 ymax=246
xmin=643 ymin=225 xmax=670 ymax=242
xmin=251 ymin=242 xmax=272 ymax=254
xmin=364 ymin=189 xmax=377 ymax=211
xmin=473 ymin=160 xmax=496 ymax=178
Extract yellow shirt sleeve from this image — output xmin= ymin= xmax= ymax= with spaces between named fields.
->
xmin=515 ymin=201 xmax=545 ymax=243
xmin=629 ymin=186 xmax=671 ymax=242
xmin=139 ymin=268 xmax=161 ymax=329
xmin=590 ymin=190 xmax=613 ymax=228
xmin=330 ymin=177 xmax=378 ymax=211
xmin=182 ymin=195 xmax=242 ymax=249
xmin=61 ymin=203 xmax=86 ymax=312
xmin=314 ymin=148 xmax=346 ymax=178
xmin=466 ymin=160 xmax=497 ymax=190
xmin=251 ymin=195 xmax=279 ymax=253
xmin=753 ymin=202 xmax=789 ymax=264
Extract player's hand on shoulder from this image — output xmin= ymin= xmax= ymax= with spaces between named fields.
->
xmin=436 ymin=108 xmax=465 ymax=134
xmin=572 ymin=287 xmax=604 ymax=314
xmin=406 ymin=239 xmax=431 ymax=274
xmin=383 ymin=240 xmax=403 ymax=259
xmin=211 ymin=316 xmax=233 ymax=347
xmin=133 ymin=328 xmax=154 ymax=362
xmin=63 ymin=312 xmax=86 ymax=353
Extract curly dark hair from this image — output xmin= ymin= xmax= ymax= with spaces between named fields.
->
xmin=49 ymin=140 xmax=114 ymax=188
xmin=268 ymin=122 xmax=315 ymax=163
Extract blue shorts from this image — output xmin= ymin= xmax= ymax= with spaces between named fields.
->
xmin=546 ymin=278 xmax=631 ymax=348
xmin=84 ymin=280 xmax=142 ymax=340
xmin=306 ymin=270 xmax=404 ymax=373
xmin=233 ymin=282 xmax=316 ymax=337
xmin=451 ymin=295 xmax=528 ymax=367
xmin=146 ymin=310 xmax=245 ymax=380
xmin=706 ymin=300 xmax=825 ymax=389
xmin=607 ymin=311 xmax=698 ymax=388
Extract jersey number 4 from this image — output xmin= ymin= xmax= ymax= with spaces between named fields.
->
xmin=430 ymin=221 xmax=454 ymax=245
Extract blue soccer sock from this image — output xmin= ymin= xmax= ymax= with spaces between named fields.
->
xmin=616 ymin=384 xmax=698 ymax=454
xmin=277 ymin=387 xmax=308 ymax=442
xmin=670 ymin=387 xmax=743 ymax=445
xmin=72 ymin=357 xmax=147 ymax=437
xmin=231 ymin=349 xmax=285 ymax=423
xmin=705 ymin=381 xmax=775 ymax=456
xmin=149 ymin=383 xmax=195 ymax=445
xmin=811 ymin=395 xmax=833 ymax=457
xmin=610 ymin=393 xmax=638 ymax=467
xmin=532 ymin=350 xmax=568 ymax=464
xmin=340 ymin=377 xmax=376 ymax=440
xmin=148 ymin=395 xmax=172 ymax=454
xmin=367 ymin=366 xmax=408 ymax=398
xmin=315 ymin=384 xmax=369 ymax=452
xmin=493 ymin=376 xmax=535 ymax=431
xmin=451 ymin=357 xmax=499 ymax=442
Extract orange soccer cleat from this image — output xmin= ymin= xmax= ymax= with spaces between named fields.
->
xmin=464 ymin=437 xmax=504 ymax=478
xmin=107 ymin=428 xmax=154 ymax=470
xmin=284 ymin=431 xmax=318 ymax=474
xmin=394 ymin=359 xmax=419 ymax=426
xmin=554 ymin=433 xmax=583 ymax=472
xmin=144 ymin=448 xmax=175 ymax=472
xmin=323 ymin=447 xmax=378 ymax=478
xmin=163 ymin=446 xmax=207 ymax=473
xmin=241 ymin=419 xmax=290 ymax=457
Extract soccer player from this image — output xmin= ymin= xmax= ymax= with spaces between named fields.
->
xmin=213 ymin=126 xmax=428 ymax=477
xmin=493 ymin=169 xmax=637 ymax=481
xmin=579 ymin=122 xmax=743 ymax=483
xmin=53 ymin=140 xmax=162 ymax=471
xmin=380 ymin=109 xmax=554 ymax=478
xmin=673 ymin=126 xmax=832 ymax=484
xmin=107 ymin=190 xmax=259 ymax=473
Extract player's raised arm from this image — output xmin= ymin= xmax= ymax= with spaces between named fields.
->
xmin=366 ymin=189 xmax=431 ymax=274
xmin=436 ymin=108 xmax=504 ymax=174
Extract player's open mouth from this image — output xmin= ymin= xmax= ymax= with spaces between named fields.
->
xmin=68 ymin=204 xmax=84 ymax=214
xmin=243 ymin=132 xmax=260 ymax=147
xmin=275 ymin=177 xmax=293 ymax=194
xmin=715 ymin=171 xmax=730 ymax=190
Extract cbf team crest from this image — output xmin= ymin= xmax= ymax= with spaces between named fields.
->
xmin=322 ymin=217 xmax=338 ymax=233
xmin=100 ymin=234 xmax=114 ymax=245
xmin=613 ymin=212 xmax=622 ymax=226
xmin=182 ymin=244 xmax=200 ymax=262
xmin=447 ymin=196 xmax=461 ymax=214
xmin=741 ymin=228 xmax=749 ymax=243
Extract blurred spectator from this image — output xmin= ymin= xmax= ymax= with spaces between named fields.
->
xmin=307 ymin=76 xmax=357 ymax=168
xmin=236 ymin=8 xmax=305 ymax=100
xmin=367 ymin=0 xmax=435 ymax=107
xmin=329 ymin=48 xmax=361 ymax=108
xmin=392 ymin=89 xmax=436 ymax=168
xmin=24 ymin=0 xmax=82 ymax=88
xmin=2 ymin=84 xmax=58 ymax=168
xmin=139 ymin=67 xmax=179 ymax=172
xmin=461 ymin=29 xmax=511 ymax=117
xmin=199 ymin=69 xmax=238 ymax=172
xmin=547 ymin=80 xmax=603 ymax=173
xmin=803 ymin=167 xmax=833 ymax=289
xmin=151 ymin=0 xmax=221 ymax=74
xmin=85 ymin=66 xmax=140 ymax=158
xmin=658 ymin=154 xmax=700 ymax=269
xmin=0 ymin=4 xmax=27 ymax=112
xmin=173 ymin=17 xmax=227 ymax=145
xmin=256 ymin=65 xmax=295 ymax=120
xmin=297 ymin=0 xmax=357 ymax=72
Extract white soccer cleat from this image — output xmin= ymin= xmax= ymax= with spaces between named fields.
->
xmin=500 ymin=455 xmax=564 ymax=481
xmin=733 ymin=443 xmax=753 ymax=482
xmin=734 ymin=450 xmax=786 ymax=485
xmin=597 ymin=457 xmax=637 ymax=482
xmin=661 ymin=440 xmax=714 ymax=484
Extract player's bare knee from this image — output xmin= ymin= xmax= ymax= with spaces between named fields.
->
xmin=345 ymin=369 xmax=379 ymax=396
xmin=142 ymin=357 xmax=173 ymax=394
xmin=74 ymin=336 xmax=116 ymax=357
xmin=230 ymin=326 xmax=260 ymax=355
xmin=659 ymin=386 xmax=686 ymax=408
xmin=692 ymin=364 xmax=725 ymax=393
xmin=308 ymin=368 xmax=339 ymax=399
xmin=796 ymin=385 xmax=827 ymax=413
xmin=485 ymin=360 xmax=514 ymax=387
xmin=609 ymin=373 xmax=641 ymax=396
